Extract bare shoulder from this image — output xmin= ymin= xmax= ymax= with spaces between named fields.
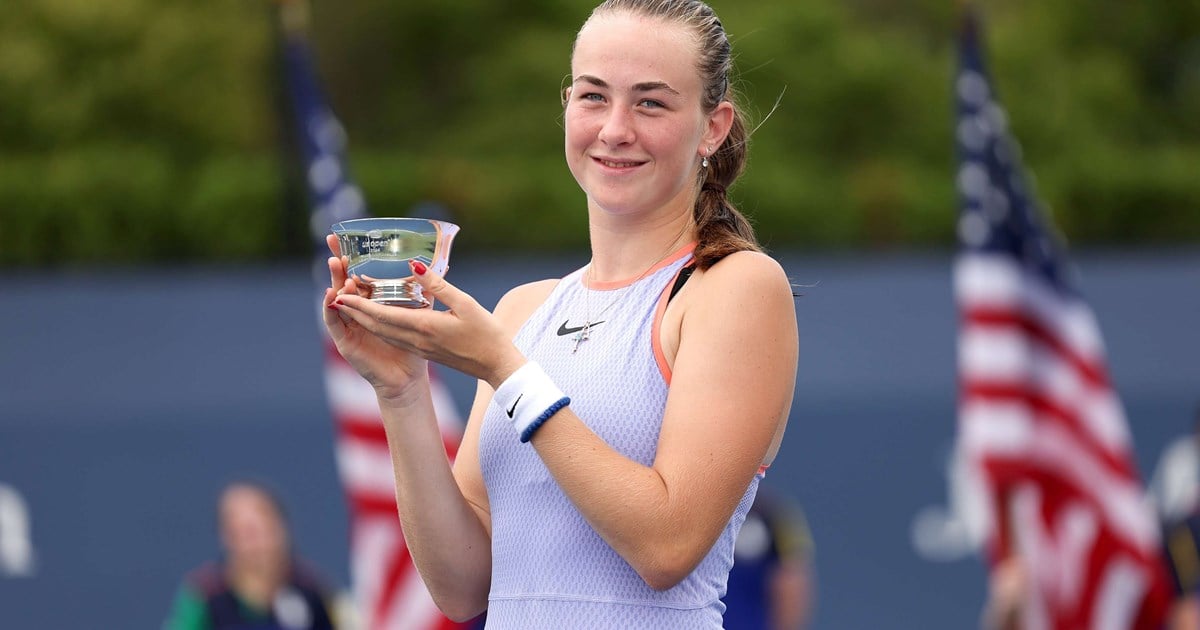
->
xmin=492 ymin=278 xmax=559 ymax=334
xmin=690 ymin=250 xmax=793 ymax=302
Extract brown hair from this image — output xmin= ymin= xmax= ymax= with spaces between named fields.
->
xmin=581 ymin=0 xmax=762 ymax=270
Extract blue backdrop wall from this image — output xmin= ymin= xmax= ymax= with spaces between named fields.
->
xmin=2 ymin=249 xmax=1198 ymax=629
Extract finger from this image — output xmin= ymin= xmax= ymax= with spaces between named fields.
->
xmin=408 ymin=260 xmax=474 ymax=313
xmin=334 ymin=294 xmax=426 ymax=350
xmin=322 ymin=288 xmax=350 ymax=330
xmin=342 ymin=275 xmax=373 ymax=299
xmin=352 ymin=274 xmax=377 ymax=298
xmin=330 ymin=294 xmax=378 ymax=333
xmin=328 ymin=235 xmax=354 ymax=286
xmin=328 ymin=256 xmax=348 ymax=292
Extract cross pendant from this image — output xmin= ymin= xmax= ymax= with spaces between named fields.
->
xmin=572 ymin=323 xmax=591 ymax=353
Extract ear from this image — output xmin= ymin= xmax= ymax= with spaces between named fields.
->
xmin=701 ymin=101 xmax=735 ymax=152
xmin=561 ymin=85 xmax=572 ymax=107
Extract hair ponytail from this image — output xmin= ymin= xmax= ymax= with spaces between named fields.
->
xmin=694 ymin=98 xmax=760 ymax=269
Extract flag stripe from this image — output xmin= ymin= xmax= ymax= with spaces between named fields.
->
xmin=347 ymin=490 xmax=399 ymax=519
xmin=966 ymin=447 xmax=1156 ymax=555
xmin=963 ymin=308 xmax=1109 ymax=389
xmin=954 ymin=255 xmax=1106 ymax=361
xmin=374 ymin=544 xmax=414 ymax=623
xmin=336 ymin=417 xmax=463 ymax=459
xmin=384 ymin=567 xmax=449 ymax=630
xmin=336 ymin=441 xmax=398 ymax=498
xmin=338 ymin=419 xmax=391 ymax=447
xmin=961 ymin=381 xmax=1135 ymax=478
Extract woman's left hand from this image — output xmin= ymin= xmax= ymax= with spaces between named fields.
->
xmin=332 ymin=261 xmax=528 ymax=389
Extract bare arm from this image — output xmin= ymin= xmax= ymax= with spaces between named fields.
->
xmin=373 ymin=377 xmax=492 ymax=621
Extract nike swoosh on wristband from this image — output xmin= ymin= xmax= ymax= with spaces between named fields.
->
xmin=506 ymin=393 xmax=523 ymax=419
xmin=557 ymin=320 xmax=605 ymax=336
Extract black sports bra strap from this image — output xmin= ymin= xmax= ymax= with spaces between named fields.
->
xmin=667 ymin=264 xmax=695 ymax=303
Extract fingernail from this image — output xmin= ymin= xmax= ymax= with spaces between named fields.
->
xmin=334 ymin=298 xmax=345 ymax=307
xmin=327 ymin=302 xmax=340 ymax=311
xmin=410 ymin=260 xmax=427 ymax=275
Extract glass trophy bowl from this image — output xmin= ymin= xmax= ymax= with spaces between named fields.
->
xmin=331 ymin=217 xmax=460 ymax=307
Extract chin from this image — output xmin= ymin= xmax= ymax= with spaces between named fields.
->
xmin=589 ymin=196 xmax=645 ymax=217
xmin=587 ymin=185 xmax=655 ymax=214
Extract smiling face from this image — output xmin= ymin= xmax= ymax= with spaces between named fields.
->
xmin=565 ymin=13 xmax=730 ymax=218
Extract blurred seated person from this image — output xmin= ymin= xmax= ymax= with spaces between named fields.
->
xmin=1164 ymin=509 xmax=1200 ymax=630
xmin=722 ymin=487 xmax=815 ymax=629
xmin=163 ymin=480 xmax=337 ymax=629
xmin=1156 ymin=404 xmax=1200 ymax=629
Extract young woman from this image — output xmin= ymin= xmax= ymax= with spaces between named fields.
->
xmin=323 ymin=1 xmax=798 ymax=626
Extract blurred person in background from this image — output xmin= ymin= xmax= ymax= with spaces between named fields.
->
xmin=321 ymin=0 xmax=799 ymax=627
xmin=1163 ymin=509 xmax=1200 ymax=630
xmin=163 ymin=480 xmax=337 ymax=630
xmin=1149 ymin=404 xmax=1200 ymax=528
xmin=1160 ymin=404 xmax=1200 ymax=630
xmin=722 ymin=488 xmax=815 ymax=629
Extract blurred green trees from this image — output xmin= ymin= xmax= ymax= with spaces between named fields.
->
xmin=1 ymin=0 xmax=1197 ymax=266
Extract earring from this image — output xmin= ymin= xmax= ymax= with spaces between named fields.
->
xmin=701 ymin=156 xmax=709 ymax=168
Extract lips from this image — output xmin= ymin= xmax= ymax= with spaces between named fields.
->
xmin=594 ymin=157 xmax=646 ymax=169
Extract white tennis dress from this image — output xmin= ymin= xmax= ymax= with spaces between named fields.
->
xmin=478 ymin=245 xmax=764 ymax=629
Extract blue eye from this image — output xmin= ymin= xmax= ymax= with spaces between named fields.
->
xmin=580 ymin=92 xmax=605 ymax=102
xmin=639 ymin=99 xmax=665 ymax=109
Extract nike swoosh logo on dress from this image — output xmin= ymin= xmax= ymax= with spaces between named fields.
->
xmin=557 ymin=320 xmax=605 ymax=336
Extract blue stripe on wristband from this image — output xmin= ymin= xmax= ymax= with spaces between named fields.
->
xmin=519 ymin=396 xmax=571 ymax=443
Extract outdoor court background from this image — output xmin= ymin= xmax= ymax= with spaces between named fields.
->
xmin=1 ymin=249 xmax=1197 ymax=628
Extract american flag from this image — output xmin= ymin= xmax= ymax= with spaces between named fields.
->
xmin=278 ymin=5 xmax=468 ymax=628
xmin=953 ymin=8 xmax=1170 ymax=629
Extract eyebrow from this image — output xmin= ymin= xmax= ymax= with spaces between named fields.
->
xmin=573 ymin=74 xmax=681 ymax=96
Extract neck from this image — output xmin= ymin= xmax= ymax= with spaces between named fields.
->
xmin=227 ymin=558 xmax=287 ymax=608
xmin=586 ymin=206 xmax=695 ymax=283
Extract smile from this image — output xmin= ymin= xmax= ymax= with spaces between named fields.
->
xmin=595 ymin=157 xmax=644 ymax=169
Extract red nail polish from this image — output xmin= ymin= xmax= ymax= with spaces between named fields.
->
xmin=327 ymin=302 xmax=339 ymax=311
xmin=411 ymin=260 xmax=428 ymax=275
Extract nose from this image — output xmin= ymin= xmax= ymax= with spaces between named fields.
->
xmin=598 ymin=107 xmax=635 ymax=146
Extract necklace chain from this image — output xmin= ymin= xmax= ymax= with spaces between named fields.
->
xmin=572 ymin=226 xmax=690 ymax=353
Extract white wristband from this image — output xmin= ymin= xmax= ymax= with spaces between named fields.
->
xmin=492 ymin=362 xmax=570 ymax=443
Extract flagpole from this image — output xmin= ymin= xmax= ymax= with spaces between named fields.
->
xmin=270 ymin=0 xmax=310 ymax=258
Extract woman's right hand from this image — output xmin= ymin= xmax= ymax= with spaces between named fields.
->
xmin=322 ymin=234 xmax=429 ymax=402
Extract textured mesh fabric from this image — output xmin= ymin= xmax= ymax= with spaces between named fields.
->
xmin=478 ymin=251 xmax=763 ymax=629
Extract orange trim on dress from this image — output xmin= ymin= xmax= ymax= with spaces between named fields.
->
xmin=651 ymin=266 xmax=681 ymax=385
xmin=586 ymin=242 xmax=698 ymax=291
xmin=650 ymin=247 xmax=697 ymax=384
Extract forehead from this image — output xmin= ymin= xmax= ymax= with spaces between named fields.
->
xmin=572 ymin=13 xmax=700 ymax=88
xmin=220 ymin=486 xmax=277 ymax=519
